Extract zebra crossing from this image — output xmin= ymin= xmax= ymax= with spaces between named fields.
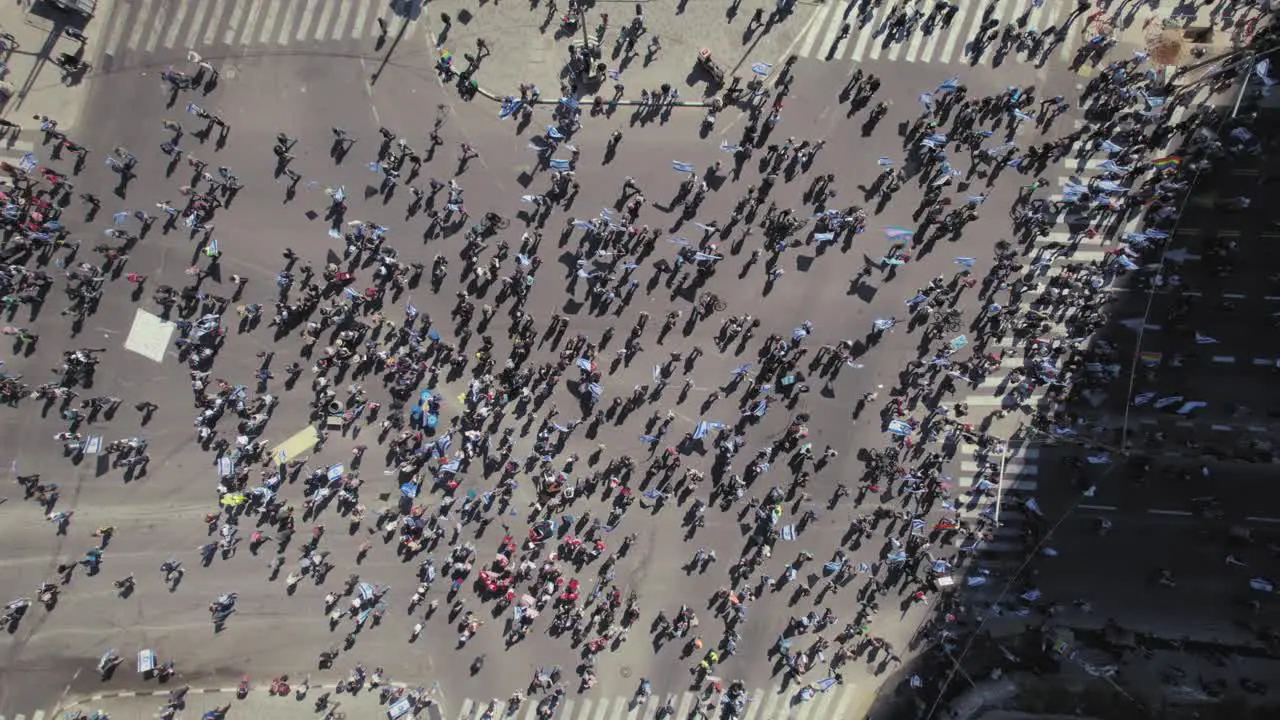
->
xmin=951 ymin=441 xmax=1041 ymax=586
xmin=794 ymin=0 xmax=1075 ymax=66
xmin=0 ymin=710 xmax=48 ymax=720
xmin=453 ymin=683 xmax=863 ymax=720
xmin=94 ymin=0 xmax=414 ymax=64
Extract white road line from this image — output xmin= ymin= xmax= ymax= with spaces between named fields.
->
xmin=224 ymin=0 xmax=249 ymax=45
xmin=739 ymin=689 xmax=765 ymax=720
xmin=949 ymin=0 xmax=985 ymax=64
xmin=203 ymin=0 xmax=230 ymax=46
xmin=903 ymin=15 xmax=930 ymax=61
xmin=575 ymin=699 xmax=593 ymax=720
xmin=1149 ymin=509 xmax=1192 ymax=516
xmin=819 ymin=2 xmax=852 ymax=60
xmin=918 ymin=13 xmax=945 ymax=61
xmin=296 ymin=0 xmax=320 ymax=41
xmin=797 ymin=1 xmax=832 ymax=58
xmin=331 ymin=0 xmax=356 ymax=40
xmin=849 ymin=11 xmax=876 ymax=61
xmin=259 ymin=0 xmax=284 ymax=44
xmin=278 ymin=0 xmax=303 ymax=45
xmin=866 ymin=6 xmax=890 ymax=60
xmin=673 ymin=693 xmax=697 ymax=720
xmin=456 ymin=698 xmax=474 ymax=720
xmin=827 ymin=686 xmax=859 ymax=719
xmin=237 ymin=0 xmax=267 ymax=46
xmin=100 ymin=0 xmax=130 ymax=57
xmin=125 ymin=0 xmax=154 ymax=51
xmin=160 ymin=1 xmax=186 ymax=50
xmin=312 ymin=0 xmax=338 ymax=42
xmin=182 ymin=0 xmax=212 ymax=50
xmin=352 ymin=0 xmax=375 ymax=40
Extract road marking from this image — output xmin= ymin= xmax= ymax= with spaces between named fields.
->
xmin=1148 ymin=509 xmax=1192 ymax=516
xmin=100 ymin=0 xmax=129 ymax=57
xmin=183 ymin=0 xmax=213 ymax=50
xmin=259 ymin=0 xmax=284 ymax=44
xmin=237 ymin=0 xmax=267 ymax=46
xmin=313 ymin=0 xmax=338 ymax=42
xmin=203 ymin=0 xmax=230 ymax=46
xmin=224 ymin=0 xmax=250 ymax=45
xmin=332 ymin=0 xmax=357 ymax=40
xmin=125 ymin=0 xmax=155 ymax=52
xmin=352 ymin=0 xmax=375 ymax=40
xmin=1079 ymin=504 xmax=1118 ymax=511
xmin=1247 ymin=516 xmax=1280 ymax=524
xmin=296 ymin=0 xmax=320 ymax=41
xmin=796 ymin=1 xmax=832 ymax=58
xmin=1211 ymin=356 xmax=1236 ymax=364
xmin=950 ymin=0 xmax=986 ymax=64
xmin=278 ymin=0 xmax=304 ymax=45
xmin=160 ymin=1 xmax=187 ymax=49
xmin=819 ymin=2 xmax=853 ymax=60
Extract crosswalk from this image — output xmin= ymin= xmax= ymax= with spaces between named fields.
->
xmin=94 ymin=0 xmax=411 ymax=63
xmin=794 ymin=0 xmax=1076 ymax=66
xmin=454 ymin=683 xmax=862 ymax=720
xmin=0 ymin=710 xmax=48 ymax=720
xmin=951 ymin=441 xmax=1040 ymax=594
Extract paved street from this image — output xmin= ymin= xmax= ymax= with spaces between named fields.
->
xmin=0 ymin=0 xmax=1278 ymax=719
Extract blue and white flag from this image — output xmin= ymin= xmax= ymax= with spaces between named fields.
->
xmin=1195 ymin=332 xmax=1219 ymax=344
xmin=692 ymin=252 xmax=722 ymax=262
xmin=406 ymin=302 xmax=418 ymax=317
xmin=653 ymin=365 xmax=663 ymax=382
xmin=926 ymin=133 xmax=948 ymax=145
xmin=731 ymin=363 xmax=752 ymax=376
xmin=887 ymin=420 xmax=913 ymax=435
xmin=720 ymin=140 xmax=743 ymax=153
xmin=873 ymin=318 xmax=896 ymax=331
xmin=546 ymin=126 xmax=564 ymax=140
xmin=751 ymin=62 xmax=772 ymax=76
xmin=780 ymin=524 xmax=796 ymax=541
xmin=435 ymin=434 xmax=452 ymax=451
xmin=877 ymin=157 xmax=894 ymax=167
xmin=18 ymin=152 xmax=37 ymax=173
xmin=1100 ymin=139 xmax=1124 ymax=153
xmin=1115 ymin=255 xmax=1138 ymax=271
xmin=572 ymin=219 xmax=595 ymax=230
xmin=587 ymin=383 xmax=602 ymax=399
xmin=549 ymin=159 xmax=571 ymax=170
xmin=668 ymin=236 xmax=690 ymax=246
xmin=1095 ymin=180 xmax=1125 ymax=193
xmin=365 ymin=161 xmax=383 ymax=173
xmin=813 ymin=232 xmax=836 ymax=244
xmin=918 ymin=93 xmax=933 ymax=107
xmin=954 ymin=257 xmax=975 ymax=267
xmin=693 ymin=421 xmax=711 ymax=440
xmin=1099 ymin=160 xmax=1133 ymax=173
xmin=937 ymin=76 xmax=960 ymax=92
xmin=750 ymin=400 xmax=768 ymax=417
xmin=1143 ymin=229 xmax=1169 ymax=239
xmin=672 ymin=160 xmax=695 ymax=173
xmin=1012 ymin=110 xmax=1033 ymax=123
xmin=439 ymin=459 xmax=461 ymax=474
xmin=558 ymin=96 xmax=579 ymax=109
xmin=639 ymin=435 xmax=659 ymax=444
xmin=113 ymin=211 xmax=130 ymax=225
xmin=906 ymin=293 xmax=928 ymax=306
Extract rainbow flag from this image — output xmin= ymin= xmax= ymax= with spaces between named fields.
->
xmin=1151 ymin=155 xmax=1181 ymax=169
xmin=1139 ymin=351 xmax=1162 ymax=365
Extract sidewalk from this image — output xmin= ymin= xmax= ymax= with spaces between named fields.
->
xmin=413 ymin=0 xmax=812 ymax=104
xmin=1 ymin=0 xmax=104 ymax=132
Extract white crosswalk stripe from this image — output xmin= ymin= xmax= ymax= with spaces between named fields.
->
xmin=0 ymin=710 xmax=49 ymax=720
xmin=796 ymin=0 xmax=1079 ymax=65
xmin=95 ymin=0 xmax=411 ymax=62
xmin=451 ymin=684 xmax=861 ymax=720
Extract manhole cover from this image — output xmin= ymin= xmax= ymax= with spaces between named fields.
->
xmin=618 ymin=665 xmax=632 ymax=678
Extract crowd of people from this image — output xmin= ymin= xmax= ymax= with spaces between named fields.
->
xmin=0 ymin=1 xmax=1274 ymax=718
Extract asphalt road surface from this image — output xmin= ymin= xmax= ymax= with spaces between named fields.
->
xmin=3 ymin=1 xmax=1267 ymax=720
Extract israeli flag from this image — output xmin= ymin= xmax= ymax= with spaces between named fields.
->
xmin=668 ymin=237 xmax=690 ymax=246
xmin=751 ymin=62 xmax=772 ymax=76
xmin=937 ymin=76 xmax=959 ymax=92
xmin=873 ymin=318 xmax=895 ymax=331
xmin=1096 ymin=180 xmax=1125 ymax=193
xmin=639 ymin=435 xmax=659 ymax=444
xmin=440 ymin=459 xmax=461 ymax=474
xmin=520 ymin=194 xmax=540 ymax=204
xmin=1100 ymin=139 xmax=1124 ymax=153
xmin=365 ymin=161 xmax=383 ymax=173
xmin=878 ymin=157 xmax=894 ymax=167
xmin=559 ymin=96 xmax=580 ymax=109
xmin=186 ymin=102 xmax=204 ymax=115
xmin=546 ymin=126 xmax=565 ymax=140
xmin=588 ymin=383 xmax=602 ymax=399
xmin=653 ymin=365 xmax=663 ymax=382
xmin=780 ymin=524 xmax=796 ymax=541
xmin=926 ymin=133 xmax=948 ymax=145
xmin=572 ymin=219 xmax=595 ymax=230
xmin=550 ymin=422 xmax=569 ymax=433
xmin=1144 ymin=94 xmax=1165 ymax=108
xmin=750 ymin=400 xmax=768 ymax=417
xmin=813 ymin=232 xmax=836 ymax=244
xmin=672 ymin=160 xmax=695 ymax=173
xmin=693 ymin=421 xmax=711 ymax=440
xmin=954 ymin=257 xmax=975 ymax=268
xmin=720 ymin=141 xmax=743 ymax=153
xmin=918 ymin=92 xmax=933 ymax=107
xmin=343 ymin=287 xmax=359 ymax=299
xmin=692 ymin=252 xmax=722 ymax=262
xmin=1099 ymin=160 xmax=1133 ymax=173
xmin=731 ymin=363 xmax=752 ymax=376
xmin=1012 ymin=110 xmax=1033 ymax=123
xmin=888 ymin=420 xmax=912 ymax=435
xmin=435 ymin=434 xmax=452 ymax=451
xmin=406 ymin=302 xmax=418 ymax=317
xmin=1115 ymin=255 xmax=1139 ymax=271
xmin=1195 ymin=332 xmax=1219 ymax=344
xmin=549 ymin=159 xmax=571 ymax=170
xmin=113 ymin=211 xmax=130 ymax=225
xmin=906 ymin=293 xmax=928 ymax=306
xmin=1144 ymin=229 xmax=1169 ymax=239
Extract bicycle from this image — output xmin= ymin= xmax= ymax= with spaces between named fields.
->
xmin=699 ymin=292 xmax=726 ymax=312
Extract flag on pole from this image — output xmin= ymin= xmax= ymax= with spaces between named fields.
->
xmin=877 ymin=157 xmax=894 ymax=166
xmin=888 ymin=420 xmax=912 ymax=435
xmin=954 ymin=257 xmax=975 ymax=268
xmin=937 ymin=76 xmax=959 ymax=91
xmin=546 ymin=126 xmax=564 ymax=139
xmin=672 ymin=161 xmax=695 ymax=173
xmin=1195 ymin=332 xmax=1219 ymax=344
xmin=549 ymin=159 xmax=571 ymax=170
xmin=751 ymin=62 xmax=772 ymax=76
